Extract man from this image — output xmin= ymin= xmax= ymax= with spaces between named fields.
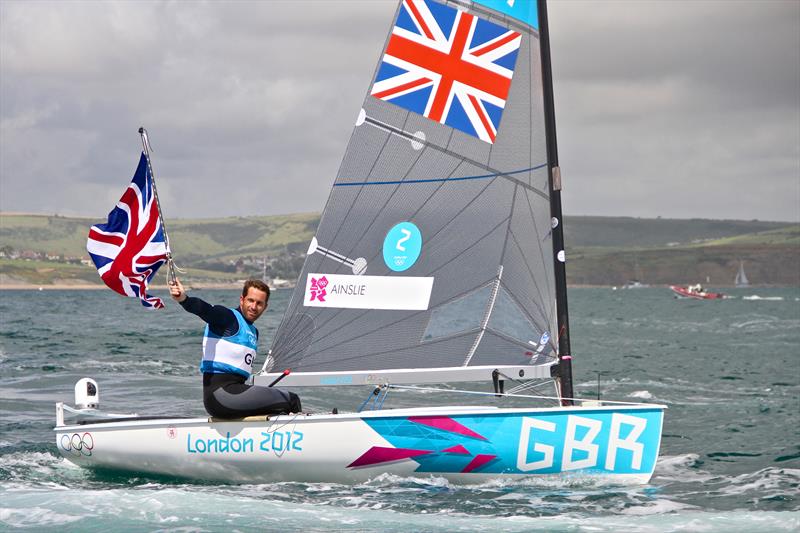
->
xmin=170 ymin=278 xmax=301 ymax=418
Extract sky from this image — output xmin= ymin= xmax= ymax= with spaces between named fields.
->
xmin=1 ymin=0 xmax=798 ymax=222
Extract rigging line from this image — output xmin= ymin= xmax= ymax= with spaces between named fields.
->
xmin=360 ymin=115 xmax=549 ymax=198
xmin=506 ymin=379 xmax=557 ymax=394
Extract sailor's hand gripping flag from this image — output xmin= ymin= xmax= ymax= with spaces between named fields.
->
xmin=86 ymin=129 xmax=175 ymax=309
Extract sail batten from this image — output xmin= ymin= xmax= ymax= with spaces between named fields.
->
xmin=267 ymin=0 xmax=558 ymax=380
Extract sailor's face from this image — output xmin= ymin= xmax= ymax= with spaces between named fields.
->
xmin=240 ymin=288 xmax=268 ymax=322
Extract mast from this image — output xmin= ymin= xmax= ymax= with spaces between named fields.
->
xmin=537 ymin=0 xmax=574 ymax=405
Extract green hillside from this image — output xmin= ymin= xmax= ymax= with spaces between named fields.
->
xmin=562 ymin=216 xmax=789 ymax=248
xmin=0 ymin=213 xmax=318 ymax=260
xmin=1 ymin=213 xmax=797 ymax=287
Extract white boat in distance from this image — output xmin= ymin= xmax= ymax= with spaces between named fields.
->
xmin=735 ymin=260 xmax=750 ymax=288
xmin=56 ymin=0 xmax=665 ymax=484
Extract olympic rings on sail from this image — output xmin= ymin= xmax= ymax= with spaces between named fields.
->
xmin=60 ymin=432 xmax=94 ymax=457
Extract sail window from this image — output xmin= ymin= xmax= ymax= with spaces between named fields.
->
xmin=422 ymin=285 xmax=492 ymax=341
xmin=487 ymin=287 xmax=541 ymax=346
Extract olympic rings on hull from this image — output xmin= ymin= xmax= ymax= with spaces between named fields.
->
xmin=60 ymin=432 xmax=94 ymax=457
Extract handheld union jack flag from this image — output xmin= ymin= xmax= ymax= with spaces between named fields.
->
xmin=371 ymin=0 xmax=521 ymax=143
xmin=87 ymin=153 xmax=168 ymax=309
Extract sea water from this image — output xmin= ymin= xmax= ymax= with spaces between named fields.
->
xmin=0 ymin=287 xmax=798 ymax=531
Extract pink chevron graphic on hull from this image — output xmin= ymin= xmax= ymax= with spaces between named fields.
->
xmin=441 ymin=444 xmax=470 ymax=455
xmin=462 ymin=454 xmax=496 ymax=473
xmin=348 ymin=446 xmax=432 ymax=468
xmin=408 ymin=416 xmax=488 ymax=440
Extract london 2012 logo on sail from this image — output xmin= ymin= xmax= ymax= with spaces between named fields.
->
xmin=383 ymin=222 xmax=422 ymax=272
xmin=309 ymin=276 xmax=328 ymax=302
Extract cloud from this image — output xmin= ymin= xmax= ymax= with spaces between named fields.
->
xmin=1 ymin=0 xmax=798 ymax=221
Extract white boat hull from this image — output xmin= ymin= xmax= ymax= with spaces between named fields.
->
xmin=56 ymin=404 xmax=665 ymax=484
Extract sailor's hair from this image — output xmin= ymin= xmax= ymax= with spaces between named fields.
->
xmin=242 ymin=279 xmax=271 ymax=300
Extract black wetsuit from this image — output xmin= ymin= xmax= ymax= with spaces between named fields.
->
xmin=180 ymin=296 xmax=301 ymax=418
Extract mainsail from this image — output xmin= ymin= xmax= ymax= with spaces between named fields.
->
xmin=265 ymin=0 xmax=562 ymax=383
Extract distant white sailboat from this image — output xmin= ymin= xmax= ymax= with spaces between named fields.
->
xmin=622 ymin=258 xmax=649 ymax=288
xmin=735 ymin=260 xmax=750 ymax=288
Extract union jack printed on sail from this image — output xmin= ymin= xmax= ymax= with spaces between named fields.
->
xmin=371 ymin=0 xmax=521 ymax=143
xmin=87 ymin=153 xmax=168 ymax=309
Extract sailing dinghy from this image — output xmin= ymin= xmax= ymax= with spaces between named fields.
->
xmin=735 ymin=260 xmax=750 ymax=288
xmin=56 ymin=0 xmax=665 ymax=484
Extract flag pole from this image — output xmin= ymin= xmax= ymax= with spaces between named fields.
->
xmin=138 ymin=127 xmax=177 ymax=284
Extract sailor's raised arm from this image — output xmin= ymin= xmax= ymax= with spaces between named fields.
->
xmin=171 ymin=279 xmax=239 ymax=336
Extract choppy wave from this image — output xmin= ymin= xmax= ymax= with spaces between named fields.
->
xmin=1 ymin=487 xmax=798 ymax=532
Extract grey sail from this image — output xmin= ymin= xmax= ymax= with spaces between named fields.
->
xmin=267 ymin=0 xmax=557 ymax=377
